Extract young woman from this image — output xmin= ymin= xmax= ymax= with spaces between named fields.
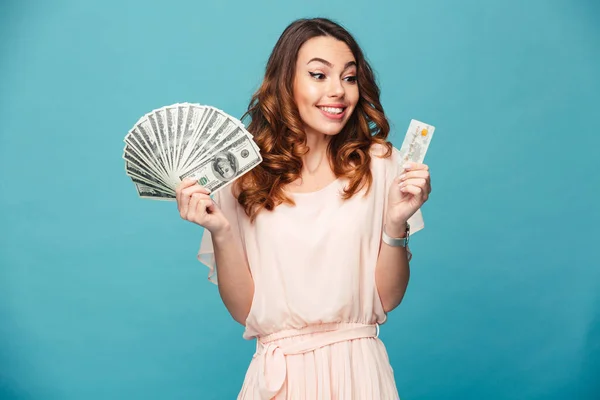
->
xmin=176 ymin=17 xmax=432 ymax=400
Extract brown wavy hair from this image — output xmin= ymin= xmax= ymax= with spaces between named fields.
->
xmin=235 ymin=17 xmax=392 ymax=221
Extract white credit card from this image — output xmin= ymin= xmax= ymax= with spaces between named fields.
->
xmin=397 ymin=119 xmax=436 ymax=164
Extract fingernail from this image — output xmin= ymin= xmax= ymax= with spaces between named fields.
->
xmin=402 ymin=163 xmax=411 ymax=170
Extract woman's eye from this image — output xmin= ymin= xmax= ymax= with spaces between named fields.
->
xmin=344 ymin=75 xmax=357 ymax=83
xmin=309 ymin=72 xmax=326 ymax=80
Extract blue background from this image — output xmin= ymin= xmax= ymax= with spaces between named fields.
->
xmin=1 ymin=0 xmax=598 ymax=399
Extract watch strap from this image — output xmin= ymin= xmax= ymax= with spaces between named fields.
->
xmin=382 ymin=223 xmax=410 ymax=247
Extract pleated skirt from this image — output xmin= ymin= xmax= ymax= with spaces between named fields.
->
xmin=238 ymin=329 xmax=400 ymax=400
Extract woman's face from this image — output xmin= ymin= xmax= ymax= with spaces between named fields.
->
xmin=293 ymin=36 xmax=359 ymax=138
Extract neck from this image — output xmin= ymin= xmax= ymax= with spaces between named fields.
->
xmin=302 ymin=130 xmax=331 ymax=175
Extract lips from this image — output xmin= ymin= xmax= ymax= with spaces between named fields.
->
xmin=317 ymin=104 xmax=347 ymax=120
xmin=318 ymin=106 xmax=344 ymax=114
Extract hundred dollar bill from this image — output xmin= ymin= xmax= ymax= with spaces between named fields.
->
xmin=397 ymin=119 xmax=435 ymax=164
xmin=179 ymin=134 xmax=262 ymax=194
xmin=135 ymin=183 xmax=175 ymax=201
xmin=123 ymin=137 xmax=173 ymax=188
xmin=177 ymin=104 xmax=208 ymax=172
xmin=183 ymin=117 xmax=240 ymax=173
xmin=177 ymin=107 xmax=219 ymax=169
xmin=125 ymin=159 xmax=174 ymax=193
xmin=130 ymin=174 xmax=174 ymax=195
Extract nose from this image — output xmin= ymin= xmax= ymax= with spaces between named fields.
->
xmin=327 ymin=77 xmax=345 ymax=98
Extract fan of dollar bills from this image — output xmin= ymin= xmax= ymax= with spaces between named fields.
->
xmin=122 ymin=103 xmax=262 ymax=200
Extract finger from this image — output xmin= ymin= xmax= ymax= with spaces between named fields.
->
xmin=402 ymin=183 xmax=430 ymax=201
xmin=187 ymin=193 xmax=204 ymax=221
xmin=189 ymin=193 xmax=213 ymax=218
xmin=181 ymin=185 xmax=210 ymax=200
xmin=192 ymin=197 xmax=214 ymax=223
xmin=179 ymin=192 xmax=190 ymax=219
xmin=400 ymin=178 xmax=427 ymax=190
xmin=196 ymin=197 xmax=214 ymax=216
xmin=180 ymin=184 xmax=208 ymax=218
xmin=176 ymin=178 xmax=196 ymax=208
xmin=176 ymin=178 xmax=198 ymax=197
xmin=180 ymin=186 xmax=211 ymax=214
xmin=181 ymin=184 xmax=211 ymax=198
xmin=400 ymin=184 xmax=423 ymax=196
xmin=399 ymin=170 xmax=430 ymax=182
xmin=402 ymin=162 xmax=429 ymax=171
xmin=204 ymin=199 xmax=217 ymax=214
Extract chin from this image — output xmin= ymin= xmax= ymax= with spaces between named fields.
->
xmin=306 ymin=124 xmax=346 ymax=137
xmin=323 ymin=127 xmax=345 ymax=136
xmin=307 ymin=118 xmax=352 ymax=137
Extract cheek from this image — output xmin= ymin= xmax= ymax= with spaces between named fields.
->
xmin=295 ymin=78 xmax=321 ymax=109
xmin=348 ymin=86 xmax=360 ymax=108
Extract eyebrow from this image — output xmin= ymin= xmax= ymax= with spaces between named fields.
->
xmin=307 ymin=58 xmax=357 ymax=70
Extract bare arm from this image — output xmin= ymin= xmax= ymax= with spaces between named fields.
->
xmin=176 ymin=179 xmax=254 ymax=325
xmin=375 ymin=221 xmax=410 ymax=313
xmin=211 ymin=226 xmax=254 ymax=325
xmin=375 ymin=161 xmax=431 ymax=313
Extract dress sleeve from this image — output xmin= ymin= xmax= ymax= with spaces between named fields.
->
xmin=197 ymin=186 xmax=245 ymax=285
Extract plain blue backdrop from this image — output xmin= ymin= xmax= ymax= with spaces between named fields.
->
xmin=1 ymin=0 xmax=599 ymax=399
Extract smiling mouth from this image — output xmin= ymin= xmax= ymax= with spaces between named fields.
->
xmin=317 ymin=106 xmax=346 ymax=115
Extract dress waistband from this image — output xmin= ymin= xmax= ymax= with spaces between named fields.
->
xmin=254 ymin=323 xmax=380 ymax=399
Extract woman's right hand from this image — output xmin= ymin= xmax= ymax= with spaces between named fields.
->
xmin=175 ymin=178 xmax=230 ymax=235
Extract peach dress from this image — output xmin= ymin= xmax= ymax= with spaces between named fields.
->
xmin=198 ymin=144 xmax=424 ymax=400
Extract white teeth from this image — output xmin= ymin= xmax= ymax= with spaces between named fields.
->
xmin=319 ymin=106 xmax=344 ymax=114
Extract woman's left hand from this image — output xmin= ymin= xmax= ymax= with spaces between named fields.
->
xmin=386 ymin=162 xmax=432 ymax=231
